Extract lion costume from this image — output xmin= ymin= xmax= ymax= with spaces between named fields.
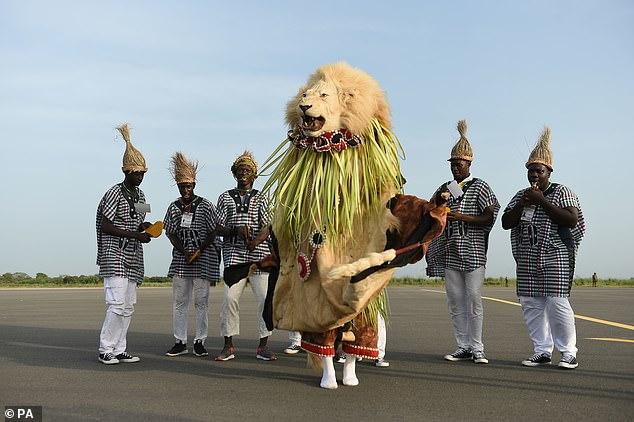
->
xmin=261 ymin=62 xmax=448 ymax=388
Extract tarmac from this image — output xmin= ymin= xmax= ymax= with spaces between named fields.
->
xmin=0 ymin=286 xmax=632 ymax=421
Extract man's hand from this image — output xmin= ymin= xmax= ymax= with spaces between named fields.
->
xmin=135 ymin=232 xmax=152 ymax=243
xmin=521 ymin=187 xmax=545 ymax=206
xmin=186 ymin=249 xmax=201 ymax=264
xmin=139 ymin=222 xmax=152 ymax=231
xmin=447 ymin=211 xmax=463 ymax=221
xmin=237 ymin=225 xmax=251 ymax=242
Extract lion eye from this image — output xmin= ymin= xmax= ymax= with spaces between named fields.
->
xmin=302 ymin=93 xmax=307 ymax=97
xmin=320 ymin=93 xmax=328 ymax=98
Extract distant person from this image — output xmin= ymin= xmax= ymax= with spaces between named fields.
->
xmin=426 ymin=120 xmax=500 ymax=365
xmin=164 ymin=152 xmax=220 ymax=358
xmin=592 ymin=272 xmax=598 ymax=287
xmin=96 ymin=123 xmax=153 ymax=365
xmin=214 ymin=151 xmax=276 ymax=361
xmin=502 ymin=127 xmax=585 ymax=369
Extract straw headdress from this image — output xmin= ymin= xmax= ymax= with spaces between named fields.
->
xmin=117 ymin=123 xmax=147 ymax=172
xmin=231 ymin=150 xmax=258 ymax=175
xmin=169 ymin=152 xmax=198 ymax=184
xmin=448 ymin=119 xmax=473 ymax=162
xmin=526 ymin=126 xmax=553 ymax=170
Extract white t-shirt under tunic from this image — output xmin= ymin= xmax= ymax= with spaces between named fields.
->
xmin=96 ymin=183 xmax=147 ymax=284
xmin=164 ymin=196 xmax=221 ymax=283
xmin=505 ymin=183 xmax=585 ymax=297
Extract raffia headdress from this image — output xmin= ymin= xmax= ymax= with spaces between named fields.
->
xmin=169 ymin=152 xmax=198 ymax=183
xmin=117 ymin=123 xmax=147 ymax=172
xmin=448 ymin=119 xmax=473 ymax=162
xmin=231 ymin=150 xmax=258 ymax=175
xmin=526 ymin=126 xmax=553 ymax=170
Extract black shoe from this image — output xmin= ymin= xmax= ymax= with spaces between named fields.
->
xmin=283 ymin=344 xmax=302 ymax=354
xmin=444 ymin=348 xmax=472 ymax=361
xmin=115 ymin=352 xmax=140 ymax=363
xmin=521 ymin=353 xmax=552 ymax=367
xmin=193 ymin=340 xmax=208 ymax=357
xmin=472 ymin=351 xmax=489 ymax=364
xmin=335 ymin=353 xmax=346 ymax=364
xmin=166 ymin=340 xmax=188 ymax=357
xmin=558 ymin=355 xmax=578 ymax=369
xmin=98 ymin=352 xmax=120 ymax=365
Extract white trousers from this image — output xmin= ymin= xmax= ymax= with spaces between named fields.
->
xmin=377 ymin=314 xmax=387 ymax=360
xmin=219 ymin=273 xmax=271 ymax=338
xmin=288 ymin=313 xmax=387 ymax=358
xmin=288 ymin=330 xmax=301 ymax=346
xmin=99 ymin=276 xmax=137 ymax=355
xmin=519 ymin=296 xmax=577 ymax=357
xmin=444 ymin=266 xmax=485 ymax=353
xmin=172 ymin=277 xmax=210 ymax=343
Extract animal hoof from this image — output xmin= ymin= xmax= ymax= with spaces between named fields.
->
xmin=320 ymin=380 xmax=338 ymax=389
xmin=343 ymin=377 xmax=359 ymax=386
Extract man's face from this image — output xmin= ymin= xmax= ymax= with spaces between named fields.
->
xmin=177 ymin=182 xmax=196 ymax=201
xmin=527 ymin=163 xmax=551 ymax=188
xmin=450 ymin=159 xmax=471 ymax=182
xmin=124 ymin=171 xmax=146 ymax=187
xmin=233 ymin=164 xmax=256 ymax=187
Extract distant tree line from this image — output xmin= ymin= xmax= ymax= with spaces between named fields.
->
xmin=0 ymin=272 xmax=631 ymax=287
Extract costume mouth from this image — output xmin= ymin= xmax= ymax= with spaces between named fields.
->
xmin=301 ymin=114 xmax=325 ymax=132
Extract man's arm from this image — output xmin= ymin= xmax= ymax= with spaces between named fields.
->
xmin=101 ymin=217 xmax=151 ymax=243
xmin=247 ymin=225 xmax=270 ymax=252
xmin=448 ymin=206 xmax=495 ymax=226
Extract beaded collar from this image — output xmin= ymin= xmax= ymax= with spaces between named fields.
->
xmin=288 ymin=128 xmax=362 ymax=153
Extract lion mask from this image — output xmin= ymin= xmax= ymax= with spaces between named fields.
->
xmin=285 ymin=62 xmax=391 ymax=137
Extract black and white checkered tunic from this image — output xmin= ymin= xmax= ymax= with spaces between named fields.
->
xmin=426 ymin=178 xmax=500 ymax=276
xmin=216 ymin=189 xmax=272 ymax=271
xmin=164 ymin=196 xmax=221 ymax=283
xmin=96 ymin=184 xmax=147 ymax=284
xmin=505 ymin=183 xmax=585 ymax=297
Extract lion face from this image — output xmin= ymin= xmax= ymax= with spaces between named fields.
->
xmin=296 ymin=80 xmax=342 ymax=137
xmin=286 ymin=62 xmax=392 ymax=138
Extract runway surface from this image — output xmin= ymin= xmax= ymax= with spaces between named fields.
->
xmin=0 ymin=286 xmax=632 ymax=421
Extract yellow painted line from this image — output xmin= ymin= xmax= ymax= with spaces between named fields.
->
xmin=420 ymin=288 xmax=634 ymax=331
xmin=585 ymin=338 xmax=634 ymax=344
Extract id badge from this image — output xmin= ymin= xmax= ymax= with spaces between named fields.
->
xmin=447 ymin=180 xmax=463 ymax=199
xmin=135 ymin=203 xmax=151 ymax=214
xmin=181 ymin=212 xmax=193 ymax=228
xmin=521 ymin=206 xmax=536 ymax=222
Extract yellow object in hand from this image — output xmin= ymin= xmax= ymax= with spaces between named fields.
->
xmin=144 ymin=221 xmax=164 ymax=238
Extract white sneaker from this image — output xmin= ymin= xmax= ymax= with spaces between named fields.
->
xmin=283 ymin=344 xmax=302 ymax=354
xmin=374 ymin=358 xmax=390 ymax=367
xmin=98 ymin=352 xmax=120 ymax=365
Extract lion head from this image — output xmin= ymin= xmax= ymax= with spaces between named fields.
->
xmin=286 ymin=62 xmax=391 ymax=137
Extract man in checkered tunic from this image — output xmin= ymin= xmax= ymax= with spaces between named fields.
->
xmin=214 ymin=151 xmax=276 ymax=362
xmin=164 ymin=152 xmax=220 ymax=358
xmin=96 ymin=124 xmax=154 ymax=365
xmin=502 ymin=127 xmax=585 ymax=369
xmin=426 ymin=120 xmax=500 ymax=364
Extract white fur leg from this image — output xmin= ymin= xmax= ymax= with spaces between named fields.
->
xmin=327 ymin=250 xmax=396 ymax=279
xmin=342 ymin=355 xmax=359 ymax=386
xmin=320 ymin=356 xmax=338 ymax=389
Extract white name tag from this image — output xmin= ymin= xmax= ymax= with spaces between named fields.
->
xmin=135 ymin=203 xmax=151 ymax=213
xmin=447 ymin=180 xmax=463 ymax=199
xmin=521 ymin=206 xmax=536 ymax=222
xmin=180 ymin=212 xmax=193 ymax=228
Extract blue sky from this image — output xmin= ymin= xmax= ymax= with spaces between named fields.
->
xmin=1 ymin=0 xmax=632 ymax=278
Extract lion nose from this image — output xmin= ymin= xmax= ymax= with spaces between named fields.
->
xmin=299 ymin=105 xmax=312 ymax=113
